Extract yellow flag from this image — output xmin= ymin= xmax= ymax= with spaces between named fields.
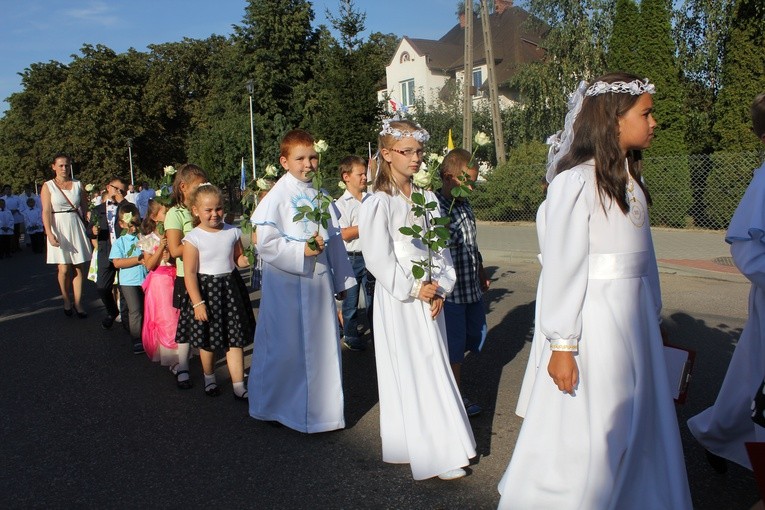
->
xmin=447 ymin=129 xmax=455 ymax=151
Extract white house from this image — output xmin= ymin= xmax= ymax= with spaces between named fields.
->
xmin=379 ymin=1 xmax=547 ymax=112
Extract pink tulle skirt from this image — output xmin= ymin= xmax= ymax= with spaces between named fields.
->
xmin=141 ymin=265 xmax=179 ymax=365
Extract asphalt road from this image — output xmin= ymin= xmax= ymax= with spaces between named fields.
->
xmin=0 ymin=245 xmax=758 ymax=509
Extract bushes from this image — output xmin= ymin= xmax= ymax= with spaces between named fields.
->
xmin=472 ymin=141 xmax=547 ymax=221
xmin=704 ymin=151 xmax=761 ymax=229
xmin=642 ymin=154 xmax=692 ymax=228
xmin=469 ymin=141 xmax=759 ymax=229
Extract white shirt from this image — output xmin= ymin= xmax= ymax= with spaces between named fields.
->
xmin=182 ymin=224 xmax=240 ymax=275
xmin=334 ymin=190 xmax=369 ymax=252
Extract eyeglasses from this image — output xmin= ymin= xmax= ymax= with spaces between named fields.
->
xmin=389 ymin=148 xmax=424 ymax=159
xmin=108 ymin=184 xmax=126 ymax=194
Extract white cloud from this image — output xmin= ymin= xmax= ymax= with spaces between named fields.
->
xmin=62 ymin=1 xmax=119 ymax=26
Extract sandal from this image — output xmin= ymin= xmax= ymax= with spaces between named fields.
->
xmin=73 ymin=305 xmax=88 ymax=319
xmin=204 ymin=381 xmax=221 ymax=397
xmin=176 ymin=370 xmax=193 ymax=390
xmin=233 ymin=390 xmax=248 ymax=402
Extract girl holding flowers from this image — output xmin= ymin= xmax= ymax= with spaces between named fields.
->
xmin=358 ymin=119 xmax=476 ymax=481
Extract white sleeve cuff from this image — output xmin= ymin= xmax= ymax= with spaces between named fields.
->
xmin=549 ymin=337 xmax=578 ymax=352
xmin=409 ymin=279 xmax=424 ymax=299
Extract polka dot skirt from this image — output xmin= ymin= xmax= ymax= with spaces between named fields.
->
xmin=175 ymin=270 xmax=255 ymax=351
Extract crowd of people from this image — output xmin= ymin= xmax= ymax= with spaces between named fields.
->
xmin=15 ymin=72 xmax=765 ymax=507
xmin=0 ymin=183 xmax=44 ymax=258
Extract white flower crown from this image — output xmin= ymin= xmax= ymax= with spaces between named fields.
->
xmin=379 ymin=119 xmax=430 ymax=143
xmin=585 ymin=78 xmax=656 ymax=97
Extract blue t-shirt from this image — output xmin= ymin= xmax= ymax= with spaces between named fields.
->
xmin=109 ymin=233 xmax=148 ymax=286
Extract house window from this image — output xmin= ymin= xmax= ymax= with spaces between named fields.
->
xmin=400 ymin=52 xmax=411 ymax=64
xmin=400 ymin=79 xmax=415 ymax=107
xmin=472 ymin=68 xmax=483 ymax=96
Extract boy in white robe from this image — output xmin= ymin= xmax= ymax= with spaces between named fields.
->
xmin=22 ymin=197 xmax=45 ymax=253
xmin=248 ymin=129 xmax=355 ymax=433
xmin=688 ymin=92 xmax=765 ymax=472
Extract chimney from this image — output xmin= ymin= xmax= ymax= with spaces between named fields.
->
xmin=459 ymin=12 xmax=466 ymax=28
xmin=496 ymin=0 xmax=513 ymax=14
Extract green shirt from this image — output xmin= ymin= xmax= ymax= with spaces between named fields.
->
xmin=165 ymin=205 xmax=193 ymax=277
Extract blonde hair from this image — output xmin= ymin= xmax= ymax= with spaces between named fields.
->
xmin=189 ymin=183 xmax=223 ymax=227
xmin=374 ymin=120 xmax=422 ymax=195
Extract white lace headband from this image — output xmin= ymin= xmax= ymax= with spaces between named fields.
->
xmin=545 ymin=78 xmax=657 ymax=183
xmin=585 ymin=78 xmax=656 ymax=96
xmin=379 ymin=119 xmax=430 ymax=143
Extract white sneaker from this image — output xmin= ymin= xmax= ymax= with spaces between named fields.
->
xmin=437 ymin=468 xmax=466 ymax=480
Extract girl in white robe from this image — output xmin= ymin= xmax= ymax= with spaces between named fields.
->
xmin=498 ymin=73 xmax=692 ymax=509
xmin=359 ymin=119 xmax=476 ymax=481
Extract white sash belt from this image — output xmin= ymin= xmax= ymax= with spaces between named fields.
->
xmin=588 ymin=252 xmax=649 ymax=280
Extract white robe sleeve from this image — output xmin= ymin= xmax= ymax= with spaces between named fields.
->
xmin=325 ymin=202 xmax=356 ymax=293
xmin=539 ymin=171 xmax=589 ymax=351
xmin=731 ymin=240 xmax=765 ymax=289
xmin=359 ymin=195 xmax=420 ymax=302
xmin=256 ymin=222 xmax=312 ymax=276
xmin=727 ymin=163 xmax=765 ymax=289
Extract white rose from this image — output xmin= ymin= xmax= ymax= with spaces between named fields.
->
xmin=314 ymin=140 xmax=329 ymax=153
xmin=256 ymin=178 xmax=272 ymax=191
xmin=474 ymin=131 xmax=491 ymax=146
xmin=163 ymin=165 xmax=176 ymax=176
xmin=155 ymin=189 xmax=163 ymax=197
xmin=85 ymin=184 xmax=95 ymax=192
xmin=338 ymin=181 xmax=347 ymax=190
xmin=412 ymin=168 xmax=432 ymax=188
xmin=264 ymin=164 xmax=278 ymax=177
xmin=121 ymin=212 xmax=134 ymax=225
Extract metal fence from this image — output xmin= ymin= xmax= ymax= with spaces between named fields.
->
xmin=471 ymin=151 xmax=763 ymax=230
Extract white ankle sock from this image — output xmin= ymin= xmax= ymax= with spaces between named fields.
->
xmin=204 ymin=373 xmax=217 ymax=388
xmin=233 ymin=381 xmax=246 ymax=397
xmin=176 ymin=344 xmax=190 ymax=381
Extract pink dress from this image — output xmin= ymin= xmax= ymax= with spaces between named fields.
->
xmin=139 ymin=232 xmax=179 ymax=366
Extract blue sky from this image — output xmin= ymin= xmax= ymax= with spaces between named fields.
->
xmin=0 ymin=0 xmax=461 ymax=114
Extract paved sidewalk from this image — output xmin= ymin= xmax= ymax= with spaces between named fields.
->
xmin=477 ymin=222 xmax=745 ymax=282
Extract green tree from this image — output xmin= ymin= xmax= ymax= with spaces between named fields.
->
xmin=232 ymin=0 xmax=319 ymax=168
xmin=606 ymin=0 xmax=640 ymax=72
xmin=712 ymin=0 xmax=765 ymax=151
xmin=632 ymin=0 xmax=691 ymax=227
xmin=142 ymin=36 xmax=231 ymax=181
xmin=0 ymin=45 xmax=149 ymax=188
xmin=674 ymin=0 xmax=732 ymax=153
xmin=302 ymin=2 xmax=397 ymax=174
xmin=509 ymin=0 xmax=611 ymax=144
xmin=0 ymin=61 xmax=69 ymax=188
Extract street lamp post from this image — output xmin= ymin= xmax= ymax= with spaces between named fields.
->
xmin=246 ymin=80 xmax=256 ymax=180
xmin=127 ymin=138 xmax=135 ymax=186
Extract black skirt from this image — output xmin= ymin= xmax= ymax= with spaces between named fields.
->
xmin=175 ymin=270 xmax=255 ymax=351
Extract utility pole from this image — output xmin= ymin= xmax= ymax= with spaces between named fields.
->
xmin=479 ymin=0 xmax=506 ymax=164
xmin=462 ymin=2 xmax=474 ymax=153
